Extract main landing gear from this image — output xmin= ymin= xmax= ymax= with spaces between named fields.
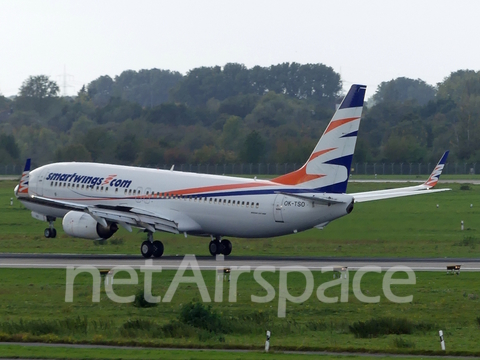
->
xmin=209 ymin=237 xmax=232 ymax=256
xmin=141 ymin=231 xmax=164 ymax=258
xmin=44 ymin=217 xmax=57 ymax=238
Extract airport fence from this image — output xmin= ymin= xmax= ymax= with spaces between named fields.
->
xmin=1 ymin=162 xmax=477 ymax=177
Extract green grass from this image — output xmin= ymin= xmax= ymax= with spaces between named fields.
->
xmin=1 ymin=180 xmax=479 ymax=257
xmin=0 ymin=268 xmax=479 ymax=355
xmin=0 ymin=344 xmax=453 ymax=360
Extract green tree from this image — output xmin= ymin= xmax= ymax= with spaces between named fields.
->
xmin=54 ymin=144 xmax=92 ymax=162
xmin=113 ymin=69 xmax=183 ymax=107
xmin=19 ymin=75 xmax=59 ymax=98
xmin=0 ymin=134 xmax=20 ymax=160
xmin=116 ymin=134 xmax=139 ymax=163
xmin=87 ymin=75 xmax=114 ymax=107
xmin=240 ymin=130 xmax=265 ymax=163
xmin=372 ymin=77 xmax=435 ymax=106
xmin=383 ymin=134 xmax=425 ymax=163
xmin=437 ymin=70 xmax=480 ymax=103
xmin=220 ymin=116 xmax=243 ymax=151
xmin=17 ymin=75 xmax=60 ymax=115
xmin=437 ymin=70 xmax=480 ymax=160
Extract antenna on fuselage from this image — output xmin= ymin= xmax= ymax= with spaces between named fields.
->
xmin=170 ymin=165 xmax=175 ymax=171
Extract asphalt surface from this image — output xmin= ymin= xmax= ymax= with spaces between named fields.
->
xmin=0 ymin=253 xmax=479 ymax=271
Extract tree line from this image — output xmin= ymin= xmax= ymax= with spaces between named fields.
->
xmin=0 ymin=64 xmax=479 ymax=169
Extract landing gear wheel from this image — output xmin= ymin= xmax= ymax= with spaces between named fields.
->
xmin=209 ymin=239 xmax=221 ymax=256
xmin=141 ymin=241 xmax=154 ymax=258
xmin=152 ymin=240 xmax=164 ymax=258
xmin=221 ymin=239 xmax=232 ymax=256
xmin=44 ymin=228 xmax=56 ymax=238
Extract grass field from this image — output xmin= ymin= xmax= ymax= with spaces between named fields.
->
xmin=0 ymin=268 xmax=479 ymax=355
xmin=0 ymin=344 xmax=456 ymax=360
xmin=0 ymin=344 xmax=455 ymax=360
xmin=1 ymin=180 xmax=479 ymax=258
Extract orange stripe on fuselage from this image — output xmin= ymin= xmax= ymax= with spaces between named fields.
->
xmin=324 ymin=117 xmax=359 ymax=134
xmin=172 ymin=181 xmax=274 ymax=196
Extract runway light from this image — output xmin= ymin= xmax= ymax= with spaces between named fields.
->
xmin=471 ymin=204 xmax=473 ymax=208
xmin=436 ymin=204 xmax=439 ymax=208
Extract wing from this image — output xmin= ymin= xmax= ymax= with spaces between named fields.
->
xmin=22 ymin=194 xmax=180 ymax=234
xmin=350 ymin=151 xmax=451 ymax=203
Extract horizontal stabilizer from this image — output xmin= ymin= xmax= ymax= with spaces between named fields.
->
xmin=351 ymin=151 xmax=451 ymax=203
xmin=353 ymin=188 xmax=451 ymax=203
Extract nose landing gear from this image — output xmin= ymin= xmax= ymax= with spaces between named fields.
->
xmin=44 ymin=217 xmax=57 ymax=238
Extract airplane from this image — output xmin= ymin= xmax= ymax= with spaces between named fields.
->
xmin=14 ymin=84 xmax=450 ymax=258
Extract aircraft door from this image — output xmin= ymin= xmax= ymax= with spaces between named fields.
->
xmin=274 ymin=195 xmax=284 ymax=223
xmin=31 ymin=169 xmax=47 ymax=196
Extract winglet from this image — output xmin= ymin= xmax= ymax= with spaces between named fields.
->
xmin=16 ymin=158 xmax=31 ymax=196
xmin=423 ymin=151 xmax=449 ymax=188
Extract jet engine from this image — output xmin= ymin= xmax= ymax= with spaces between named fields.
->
xmin=62 ymin=211 xmax=118 ymax=240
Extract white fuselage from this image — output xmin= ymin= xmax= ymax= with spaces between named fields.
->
xmin=21 ymin=162 xmax=353 ymax=239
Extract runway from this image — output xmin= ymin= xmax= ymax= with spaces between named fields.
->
xmin=1 ymin=253 xmax=479 ymax=271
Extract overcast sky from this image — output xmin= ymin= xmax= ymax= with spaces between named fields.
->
xmin=1 ymin=0 xmax=479 ymax=99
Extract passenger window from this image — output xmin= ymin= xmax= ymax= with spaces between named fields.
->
xmin=242 ymin=201 xmax=245 ymax=206
xmin=228 ymin=200 xmax=231 ymax=204
xmin=101 ymin=186 xmax=104 ymax=191
xmin=81 ymin=184 xmax=84 ymax=189
xmin=256 ymin=203 xmax=259 ymax=208
xmin=246 ymin=202 xmax=249 ymax=206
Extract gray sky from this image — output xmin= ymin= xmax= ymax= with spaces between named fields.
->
xmin=1 ymin=0 xmax=479 ymax=99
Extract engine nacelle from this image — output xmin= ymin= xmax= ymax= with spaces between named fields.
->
xmin=62 ymin=211 xmax=118 ymax=240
